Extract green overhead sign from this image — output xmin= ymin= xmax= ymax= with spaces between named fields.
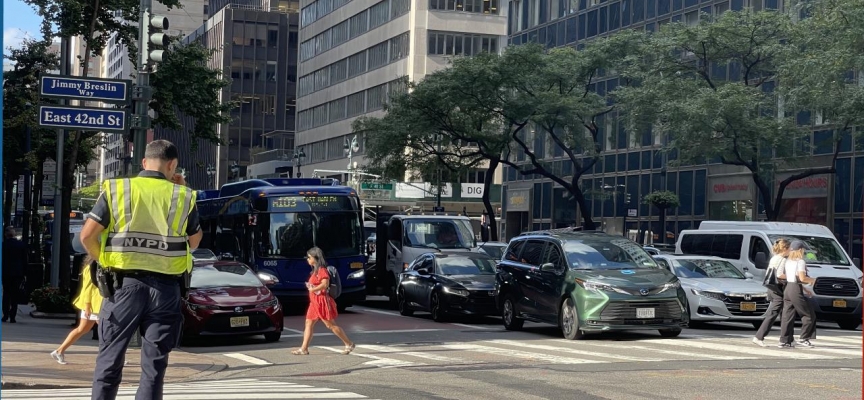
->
xmin=361 ymin=182 xmax=394 ymax=191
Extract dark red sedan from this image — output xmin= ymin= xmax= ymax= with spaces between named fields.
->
xmin=182 ymin=261 xmax=284 ymax=342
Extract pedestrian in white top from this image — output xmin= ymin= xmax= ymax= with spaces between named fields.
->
xmin=752 ymin=238 xmax=790 ymax=347
xmin=777 ymin=240 xmax=817 ymax=348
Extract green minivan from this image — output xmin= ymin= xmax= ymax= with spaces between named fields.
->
xmin=495 ymin=231 xmax=689 ymax=339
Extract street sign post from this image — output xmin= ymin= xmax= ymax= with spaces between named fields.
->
xmin=40 ymin=75 xmax=130 ymax=103
xmin=38 ymin=105 xmax=128 ymax=133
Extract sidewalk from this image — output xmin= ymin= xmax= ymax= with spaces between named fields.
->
xmin=1 ymin=304 xmax=227 ymax=389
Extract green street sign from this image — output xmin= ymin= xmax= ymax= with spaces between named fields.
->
xmin=361 ymin=182 xmax=394 ymax=191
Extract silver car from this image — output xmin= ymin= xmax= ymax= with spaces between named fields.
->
xmin=654 ymin=255 xmax=769 ymax=329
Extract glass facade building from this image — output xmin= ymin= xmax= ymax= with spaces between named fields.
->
xmin=502 ymin=0 xmax=864 ymax=259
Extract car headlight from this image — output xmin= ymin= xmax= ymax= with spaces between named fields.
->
xmin=348 ymin=269 xmax=365 ymax=279
xmin=442 ymin=286 xmax=469 ymax=297
xmin=256 ymin=299 xmax=279 ymax=309
xmin=575 ymin=278 xmax=630 ymax=294
xmin=657 ymin=280 xmax=681 ymax=294
xmin=185 ymin=302 xmax=219 ymax=311
xmin=691 ymin=289 xmax=725 ymax=301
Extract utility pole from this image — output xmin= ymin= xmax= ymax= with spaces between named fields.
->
xmin=50 ymin=37 xmax=71 ymax=288
xmin=436 ymin=133 xmax=442 ymax=209
xmin=131 ymin=1 xmax=170 ymax=173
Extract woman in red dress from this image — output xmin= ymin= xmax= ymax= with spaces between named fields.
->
xmin=292 ymin=247 xmax=355 ymax=355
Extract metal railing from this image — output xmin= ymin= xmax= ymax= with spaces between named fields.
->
xmin=252 ymin=149 xmax=294 ymax=164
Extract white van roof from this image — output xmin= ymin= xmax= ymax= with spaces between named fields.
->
xmin=697 ymin=221 xmax=833 ymax=237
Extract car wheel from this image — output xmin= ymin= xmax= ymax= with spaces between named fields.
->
xmin=502 ymin=295 xmax=524 ymax=331
xmin=398 ymin=287 xmax=414 ymax=316
xmin=560 ymin=298 xmax=585 ymax=340
xmin=659 ymin=328 xmax=683 ymax=338
xmin=837 ymin=319 xmax=862 ymax=330
xmin=264 ymin=331 xmax=281 ymax=342
xmin=430 ymin=292 xmax=447 ymax=322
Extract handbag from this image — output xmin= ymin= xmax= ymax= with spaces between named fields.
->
xmin=762 ymin=265 xmax=783 ymax=293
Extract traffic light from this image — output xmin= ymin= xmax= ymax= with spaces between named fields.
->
xmin=141 ymin=11 xmax=170 ymax=65
xmin=625 ymin=193 xmax=632 ymax=204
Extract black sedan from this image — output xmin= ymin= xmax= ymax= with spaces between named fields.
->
xmin=396 ymin=252 xmax=499 ymax=322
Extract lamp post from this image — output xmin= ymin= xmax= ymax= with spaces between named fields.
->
xmin=344 ymin=135 xmax=358 ymax=187
xmin=293 ymin=147 xmax=306 ymax=178
xmin=206 ymin=164 xmax=216 ymax=188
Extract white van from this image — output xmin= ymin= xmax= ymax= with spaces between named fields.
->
xmin=675 ymin=221 xmax=862 ymax=330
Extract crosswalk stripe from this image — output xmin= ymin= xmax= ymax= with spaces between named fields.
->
xmin=804 ymin=347 xmax=862 ymax=357
xmin=815 ymin=336 xmax=862 ymax=345
xmin=438 ymin=343 xmax=602 ymax=364
xmin=563 ymin=341 xmax=754 ymax=361
xmin=356 ymin=344 xmax=471 ymax=363
xmin=649 ymin=339 xmax=838 ymax=359
xmin=223 ymin=353 xmax=273 ymax=365
xmin=317 ymin=346 xmax=422 ymax=368
xmin=488 ymin=339 xmax=664 ymax=362
xmin=0 ymin=379 xmax=372 ymax=400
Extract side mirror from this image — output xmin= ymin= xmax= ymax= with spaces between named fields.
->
xmin=417 ymin=268 xmax=430 ymax=276
xmin=744 ymin=272 xmax=754 ymax=279
xmin=853 ymin=258 xmax=861 ymax=269
xmin=540 ymin=262 xmax=556 ymax=272
xmin=258 ymin=272 xmax=279 ymax=286
xmin=754 ymin=252 xmax=768 ymax=270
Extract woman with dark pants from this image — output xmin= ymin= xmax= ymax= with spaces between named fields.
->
xmin=778 ymin=241 xmax=818 ymax=348
xmin=752 ymin=239 xmax=790 ymax=347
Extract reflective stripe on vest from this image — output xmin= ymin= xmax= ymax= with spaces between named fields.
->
xmin=99 ymin=177 xmax=196 ymax=275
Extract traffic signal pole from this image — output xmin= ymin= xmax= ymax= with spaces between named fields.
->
xmin=131 ymin=1 xmax=168 ymax=173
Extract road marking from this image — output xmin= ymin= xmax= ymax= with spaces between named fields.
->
xmin=815 ymin=336 xmax=862 ymax=345
xmin=316 ymin=346 xmax=422 ymax=368
xmin=576 ymin=341 xmax=753 ymax=361
xmin=354 ymin=307 xmax=401 ymax=317
xmin=649 ymin=339 xmax=838 ymax=360
xmin=0 ymin=378 xmax=373 ymax=399
xmin=281 ymin=328 xmax=446 ymax=338
xmin=822 ymin=329 xmax=862 ymax=334
xmin=439 ymin=343 xmax=602 ymax=364
xmin=356 ymin=344 xmax=470 ymax=363
xmin=451 ymin=323 xmax=490 ymax=330
xmin=222 ymin=353 xmax=272 ymax=365
xmin=283 ymin=328 xmax=305 ymax=334
xmin=491 ymin=339 xmax=664 ymax=362
xmin=803 ymin=347 xmax=863 ymax=357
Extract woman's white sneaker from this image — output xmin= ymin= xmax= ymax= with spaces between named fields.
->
xmin=752 ymin=337 xmax=766 ymax=347
xmin=50 ymin=350 xmax=67 ymax=365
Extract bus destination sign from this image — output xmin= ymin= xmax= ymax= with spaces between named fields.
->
xmin=269 ymin=195 xmax=353 ymax=212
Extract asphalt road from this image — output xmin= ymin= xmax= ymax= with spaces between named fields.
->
xmin=6 ymin=296 xmax=860 ymax=400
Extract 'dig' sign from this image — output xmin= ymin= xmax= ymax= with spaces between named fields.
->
xmin=462 ymin=183 xmax=484 ymax=198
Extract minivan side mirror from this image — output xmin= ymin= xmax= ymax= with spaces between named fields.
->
xmin=853 ymin=258 xmax=861 ymax=269
xmin=754 ymin=252 xmax=768 ymax=270
xmin=540 ymin=263 xmax=556 ymax=272
xmin=417 ymin=268 xmax=430 ymax=276
xmin=744 ymin=272 xmax=754 ymax=279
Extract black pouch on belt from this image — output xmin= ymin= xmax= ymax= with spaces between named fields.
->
xmin=94 ymin=266 xmax=116 ymax=298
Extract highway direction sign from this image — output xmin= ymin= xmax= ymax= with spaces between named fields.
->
xmin=38 ymin=105 xmax=128 ymax=133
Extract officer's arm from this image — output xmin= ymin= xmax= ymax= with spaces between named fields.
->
xmin=189 ymin=230 xmax=203 ymax=250
xmin=186 ymin=206 xmax=203 ymax=250
xmin=80 ymin=219 xmax=104 ymax=261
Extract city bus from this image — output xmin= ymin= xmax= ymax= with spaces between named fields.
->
xmin=196 ymin=178 xmax=366 ymax=310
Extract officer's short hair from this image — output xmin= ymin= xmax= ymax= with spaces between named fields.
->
xmin=144 ymin=140 xmax=179 ymax=161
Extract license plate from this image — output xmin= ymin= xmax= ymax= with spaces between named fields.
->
xmin=833 ymin=299 xmax=847 ymax=308
xmin=636 ymin=308 xmax=655 ymax=318
xmin=230 ymin=316 xmax=249 ymax=328
xmin=740 ymin=302 xmax=757 ymax=312
xmin=350 ymin=262 xmax=364 ymax=269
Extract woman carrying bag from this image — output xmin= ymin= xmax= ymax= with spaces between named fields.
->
xmin=778 ymin=240 xmax=818 ymax=348
xmin=51 ymin=256 xmax=103 ymax=364
xmin=752 ymin=239 xmax=789 ymax=347
xmin=291 ymin=247 xmax=355 ymax=355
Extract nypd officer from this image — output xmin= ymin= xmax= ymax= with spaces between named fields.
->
xmin=80 ymin=140 xmax=202 ymax=400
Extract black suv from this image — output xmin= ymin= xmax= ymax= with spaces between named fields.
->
xmin=495 ymin=231 xmax=688 ymax=339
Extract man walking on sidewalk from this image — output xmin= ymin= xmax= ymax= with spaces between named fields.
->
xmin=3 ymin=226 xmax=26 ymax=323
xmin=80 ymin=140 xmax=202 ymax=400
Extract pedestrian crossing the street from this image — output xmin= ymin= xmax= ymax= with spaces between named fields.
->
xmin=315 ymin=333 xmax=862 ymax=369
xmin=0 ymin=379 xmax=377 ymax=399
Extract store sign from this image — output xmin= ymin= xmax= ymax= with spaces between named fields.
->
xmin=776 ymin=173 xmax=829 ymax=199
xmin=394 ymin=182 xmax=452 ymax=199
xmin=461 ymin=183 xmax=484 ymax=198
xmin=708 ymin=176 xmax=753 ymax=202
xmin=507 ymin=189 xmax=530 ymax=212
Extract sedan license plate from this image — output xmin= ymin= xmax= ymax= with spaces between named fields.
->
xmin=833 ymin=299 xmax=847 ymax=308
xmin=636 ymin=308 xmax=655 ymax=319
xmin=740 ymin=302 xmax=757 ymax=312
xmin=230 ymin=316 xmax=249 ymax=328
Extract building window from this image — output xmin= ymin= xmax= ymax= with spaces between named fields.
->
xmin=347 ymin=91 xmax=366 ymax=117
xmin=367 ymin=41 xmax=389 ymax=70
xmin=389 ymin=32 xmax=409 ymax=62
xmin=348 ymin=51 xmax=368 ymax=77
xmin=349 ymin=11 xmax=369 ymax=39
xmin=428 ymin=31 xmax=499 ymax=55
xmin=300 ymin=0 xmax=410 ymax=61
xmin=366 ymin=84 xmax=387 ymax=111
xmin=329 ymin=97 xmax=347 ymax=122
xmin=369 ymin=0 xmax=390 ymax=29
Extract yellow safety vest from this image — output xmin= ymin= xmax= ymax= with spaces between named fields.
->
xmin=98 ymin=177 xmax=197 ymax=275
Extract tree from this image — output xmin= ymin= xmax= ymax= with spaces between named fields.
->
xmin=618 ymin=10 xmax=864 ymax=221
xmin=642 ymin=190 xmax=680 ymax=245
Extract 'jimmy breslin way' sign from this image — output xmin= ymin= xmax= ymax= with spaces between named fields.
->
xmin=40 ymin=75 xmax=130 ymax=102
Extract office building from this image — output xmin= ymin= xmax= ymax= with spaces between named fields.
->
xmin=152 ymin=0 xmax=300 ymax=189
xmin=502 ymin=0 xmax=864 ymax=256
xmin=294 ymin=0 xmax=509 ymax=184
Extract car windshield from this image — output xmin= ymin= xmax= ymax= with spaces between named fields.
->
xmin=671 ymin=259 xmax=745 ymax=279
xmin=767 ymin=235 xmax=850 ymax=265
xmin=403 ymin=219 xmax=475 ymax=250
xmin=479 ymin=244 xmax=506 ymax=259
xmin=192 ymin=249 xmax=217 ymax=259
xmin=438 ymin=257 xmax=497 ymax=275
xmin=255 ymin=211 xmax=363 ymax=258
xmin=564 ymin=238 xmax=659 ymax=270
xmin=191 ymin=264 xmax=263 ymax=288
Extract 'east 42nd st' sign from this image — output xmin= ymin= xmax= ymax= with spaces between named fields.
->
xmin=39 ymin=105 xmax=128 ymax=133
xmin=40 ymin=75 xmax=130 ymax=102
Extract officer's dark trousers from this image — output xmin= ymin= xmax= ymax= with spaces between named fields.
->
xmin=92 ymin=275 xmax=182 ymax=400
xmin=778 ymin=282 xmax=817 ymax=344
xmin=754 ymin=288 xmax=784 ymax=341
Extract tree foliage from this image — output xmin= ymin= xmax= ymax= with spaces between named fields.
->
xmin=642 ymin=190 xmax=681 ymax=210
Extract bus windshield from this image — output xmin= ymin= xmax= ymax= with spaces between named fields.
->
xmin=403 ymin=219 xmax=475 ymax=250
xmin=256 ymin=212 xmax=363 ymax=258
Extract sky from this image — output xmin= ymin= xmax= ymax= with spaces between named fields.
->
xmin=3 ymin=0 xmax=48 ymax=69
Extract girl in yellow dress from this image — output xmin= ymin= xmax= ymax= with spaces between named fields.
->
xmin=51 ymin=256 xmax=103 ymax=364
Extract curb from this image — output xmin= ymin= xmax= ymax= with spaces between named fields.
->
xmin=29 ymin=310 xmax=77 ymax=319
